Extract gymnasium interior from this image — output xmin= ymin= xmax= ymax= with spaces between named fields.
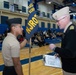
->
xmin=0 ymin=0 xmax=76 ymax=75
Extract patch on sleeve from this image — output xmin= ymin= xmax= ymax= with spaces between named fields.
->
xmin=69 ymin=26 xmax=74 ymax=30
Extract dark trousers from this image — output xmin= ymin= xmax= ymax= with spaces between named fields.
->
xmin=63 ymin=70 xmax=76 ymax=75
xmin=2 ymin=66 xmax=17 ymax=75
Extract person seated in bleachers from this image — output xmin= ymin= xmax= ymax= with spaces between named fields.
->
xmin=17 ymin=35 xmax=24 ymax=43
xmin=56 ymin=31 xmax=63 ymax=38
xmin=17 ymin=29 xmax=25 ymax=43
xmin=47 ymin=29 xmax=53 ymax=39
xmin=43 ymin=30 xmax=50 ymax=39
xmin=51 ymin=30 xmax=57 ymax=39
xmin=33 ymin=33 xmax=42 ymax=47
xmin=0 ymin=34 xmax=3 ymax=44
xmin=32 ymin=32 xmax=48 ymax=47
xmin=4 ymin=28 xmax=9 ymax=37
xmin=2 ymin=34 xmax=5 ymax=40
xmin=37 ymin=33 xmax=45 ymax=47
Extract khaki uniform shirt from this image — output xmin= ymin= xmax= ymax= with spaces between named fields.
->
xmin=2 ymin=33 xmax=20 ymax=66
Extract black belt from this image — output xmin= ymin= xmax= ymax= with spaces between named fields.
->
xmin=3 ymin=66 xmax=17 ymax=75
xmin=4 ymin=65 xmax=14 ymax=67
xmin=4 ymin=65 xmax=15 ymax=69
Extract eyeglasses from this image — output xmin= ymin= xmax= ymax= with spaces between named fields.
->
xmin=56 ymin=16 xmax=66 ymax=22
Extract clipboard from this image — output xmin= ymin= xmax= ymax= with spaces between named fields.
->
xmin=43 ymin=55 xmax=62 ymax=68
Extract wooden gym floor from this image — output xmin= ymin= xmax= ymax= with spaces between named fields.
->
xmin=0 ymin=43 xmax=63 ymax=75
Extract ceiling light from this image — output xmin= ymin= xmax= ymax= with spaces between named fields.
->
xmin=73 ymin=2 xmax=75 ymax=4
xmin=46 ymin=1 xmax=52 ymax=4
xmin=48 ymin=2 xmax=51 ymax=4
xmin=45 ymin=0 xmax=52 ymax=4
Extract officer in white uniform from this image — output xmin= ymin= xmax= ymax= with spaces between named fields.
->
xmin=2 ymin=18 xmax=27 ymax=75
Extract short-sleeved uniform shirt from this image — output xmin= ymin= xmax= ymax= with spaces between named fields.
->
xmin=2 ymin=33 xmax=20 ymax=66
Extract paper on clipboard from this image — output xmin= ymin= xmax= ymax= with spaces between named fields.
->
xmin=43 ymin=55 xmax=62 ymax=68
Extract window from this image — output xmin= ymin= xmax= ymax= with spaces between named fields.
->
xmin=47 ymin=23 xmax=51 ymax=28
xmin=53 ymin=24 xmax=56 ymax=29
xmin=47 ymin=13 xmax=50 ymax=18
xmin=25 ymin=20 xmax=27 ymax=26
xmin=14 ymin=4 xmax=18 ymax=11
xmin=4 ymin=1 xmax=9 ymax=9
xmin=22 ymin=6 xmax=26 ymax=13
xmin=41 ymin=22 xmax=45 ymax=28
xmin=17 ymin=5 xmax=22 ymax=11
xmin=42 ymin=12 xmax=46 ymax=17
xmin=1 ymin=16 xmax=8 ymax=24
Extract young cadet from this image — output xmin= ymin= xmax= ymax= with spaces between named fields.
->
xmin=49 ymin=7 xmax=76 ymax=75
xmin=2 ymin=18 xmax=27 ymax=75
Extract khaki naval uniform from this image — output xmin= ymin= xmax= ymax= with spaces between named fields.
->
xmin=2 ymin=33 xmax=20 ymax=75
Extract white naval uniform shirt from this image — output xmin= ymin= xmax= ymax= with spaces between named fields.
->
xmin=2 ymin=33 xmax=20 ymax=66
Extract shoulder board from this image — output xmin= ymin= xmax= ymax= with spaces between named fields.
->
xmin=69 ymin=25 xmax=74 ymax=30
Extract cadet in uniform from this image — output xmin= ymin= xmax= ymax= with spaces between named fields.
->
xmin=2 ymin=18 xmax=27 ymax=75
xmin=49 ymin=7 xmax=76 ymax=75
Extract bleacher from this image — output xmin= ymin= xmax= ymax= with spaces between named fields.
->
xmin=37 ymin=27 xmax=63 ymax=33
xmin=37 ymin=27 xmax=63 ymax=44
xmin=0 ymin=24 xmax=8 ymax=34
xmin=0 ymin=43 xmax=2 ymax=50
xmin=0 ymin=24 xmax=31 ymax=50
xmin=0 ymin=23 xmax=63 ymax=51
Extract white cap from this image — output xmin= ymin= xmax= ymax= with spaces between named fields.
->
xmin=52 ymin=7 xmax=70 ymax=20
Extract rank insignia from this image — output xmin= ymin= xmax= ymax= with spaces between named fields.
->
xmin=69 ymin=26 xmax=74 ymax=30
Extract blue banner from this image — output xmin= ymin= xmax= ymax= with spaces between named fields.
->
xmin=25 ymin=0 xmax=39 ymax=40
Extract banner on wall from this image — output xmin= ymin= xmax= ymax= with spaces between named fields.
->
xmin=25 ymin=0 xmax=39 ymax=40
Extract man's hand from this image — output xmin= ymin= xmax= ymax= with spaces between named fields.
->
xmin=49 ymin=44 xmax=56 ymax=51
